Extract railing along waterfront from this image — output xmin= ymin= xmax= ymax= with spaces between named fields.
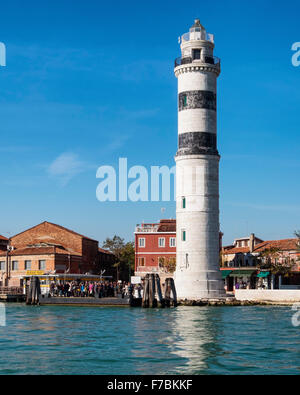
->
xmin=0 ymin=287 xmax=24 ymax=295
xmin=174 ymin=56 xmax=220 ymax=69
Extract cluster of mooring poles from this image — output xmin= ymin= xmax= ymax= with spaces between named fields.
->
xmin=26 ymin=277 xmax=41 ymax=305
xmin=141 ymin=274 xmax=177 ymax=308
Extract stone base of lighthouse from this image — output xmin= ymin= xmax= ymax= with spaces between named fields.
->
xmin=174 ymin=271 xmax=225 ymax=300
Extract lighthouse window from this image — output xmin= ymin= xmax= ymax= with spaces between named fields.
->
xmin=192 ymin=49 xmax=201 ymax=60
xmin=182 ymin=197 xmax=186 ymax=209
xmin=182 ymin=230 xmax=186 ymax=242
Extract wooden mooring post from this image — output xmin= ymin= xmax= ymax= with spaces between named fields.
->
xmin=141 ymin=274 xmax=176 ymax=309
xmin=142 ymin=274 xmax=150 ymax=308
xmin=164 ymin=278 xmax=177 ymax=308
xmin=26 ymin=277 xmax=41 ymax=305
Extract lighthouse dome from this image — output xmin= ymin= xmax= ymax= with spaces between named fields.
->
xmin=189 ymin=19 xmax=207 ymax=40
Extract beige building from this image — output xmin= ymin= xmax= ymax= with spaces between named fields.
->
xmin=221 ymin=234 xmax=300 ymax=292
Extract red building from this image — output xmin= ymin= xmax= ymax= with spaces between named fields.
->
xmin=135 ymin=220 xmax=176 ymax=281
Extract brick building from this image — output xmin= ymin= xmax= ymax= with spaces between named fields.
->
xmin=135 ymin=220 xmax=177 ymax=281
xmin=0 ymin=222 xmax=114 ymax=287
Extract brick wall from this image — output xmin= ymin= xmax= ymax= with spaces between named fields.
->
xmin=10 ymin=222 xmax=99 ymax=274
xmin=11 ymin=222 xmax=83 ymax=254
xmin=81 ymin=238 xmax=99 ymax=273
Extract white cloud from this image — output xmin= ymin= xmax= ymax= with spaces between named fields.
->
xmin=47 ymin=152 xmax=88 ymax=185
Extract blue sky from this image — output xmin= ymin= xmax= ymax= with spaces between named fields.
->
xmin=0 ymin=0 xmax=299 ymax=245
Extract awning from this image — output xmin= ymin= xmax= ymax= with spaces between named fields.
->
xmin=230 ymin=270 xmax=257 ymax=278
xmin=221 ymin=270 xmax=232 ymax=279
xmin=257 ymin=272 xmax=270 ymax=278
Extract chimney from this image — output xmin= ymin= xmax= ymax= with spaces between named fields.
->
xmin=250 ymin=233 xmax=255 ymax=253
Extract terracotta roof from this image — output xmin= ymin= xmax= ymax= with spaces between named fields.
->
xmin=0 ymin=246 xmax=81 ymax=257
xmin=98 ymin=247 xmax=113 ymax=255
xmin=222 ymin=245 xmax=235 ymax=251
xmin=12 ymin=221 xmax=98 ymax=242
xmin=253 ymin=239 xmax=299 ymax=253
xmin=27 ymin=240 xmax=64 ymax=248
xmin=157 ymin=220 xmax=176 ymax=233
xmin=0 ymin=235 xmax=8 ymax=241
xmin=222 ymin=238 xmax=299 ymax=255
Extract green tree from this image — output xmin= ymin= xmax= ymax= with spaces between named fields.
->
xmin=257 ymin=247 xmax=294 ymax=276
xmin=158 ymin=257 xmax=176 ymax=274
xmin=102 ymin=236 xmax=135 ymax=281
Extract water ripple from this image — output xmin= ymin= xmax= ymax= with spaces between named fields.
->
xmin=0 ymin=304 xmax=299 ymax=375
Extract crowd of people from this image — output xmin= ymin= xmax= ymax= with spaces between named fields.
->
xmin=49 ymin=280 xmax=133 ymax=299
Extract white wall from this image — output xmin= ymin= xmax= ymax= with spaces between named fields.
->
xmin=235 ymin=289 xmax=300 ymax=302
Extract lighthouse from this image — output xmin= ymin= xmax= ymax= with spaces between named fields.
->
xmin=174 ymin=20 xmax=225 ymax=300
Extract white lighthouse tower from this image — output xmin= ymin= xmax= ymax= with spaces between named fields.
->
xmin=174 ymin=19 xmax=225 ymax=300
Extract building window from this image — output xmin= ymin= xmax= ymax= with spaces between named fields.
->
xmin=138 ymin=257 xmax=145 ymax=267
xmin=12 ymin=261 xmax=19 ymax=271
xmin=185 ymin=254 xmax=189 ymax=268
xmin=138 ymin=238 xmax=145 ymax=248
xmin=158 ymin=238 xmax=165 ymax=248
xmin=39 ymin=260 xmax=46 ymax=270
xmin=25 ymin=260 xmax=31 ymax=270
xmin=0 ymin=261 xmax=5 ymax=271
xmin=182 ymin=197 xmax=186 ymax=209
xmin=170 ymin=237 xmax=176 ymax=247
xmin=192 ymin=49 xmax=201 ymax=60
xmin=182 ymin=230 xmax=186 ymax=242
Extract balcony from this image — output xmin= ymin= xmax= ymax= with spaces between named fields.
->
xmin=135 ymin=225 xmax=159 ymax=233
xmin=174 ymin=56 xmax=220 ymax=69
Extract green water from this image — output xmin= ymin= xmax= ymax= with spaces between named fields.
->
xmin=0 ymin=304 xmax=299 ymax=375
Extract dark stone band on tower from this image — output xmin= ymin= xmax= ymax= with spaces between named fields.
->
xmin=177 ymin=132 xmax=219 ymax=156
xmin=179 ymin=90 xmax=216 ymax=111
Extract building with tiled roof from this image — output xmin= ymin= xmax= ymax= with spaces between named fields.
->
xmin=221 ymin=234 xmax=300 ymax=292
xmin=0 ymin=222 xmax=115 ymax=287
xmin=135 ymin=219 xmax=177 ymax=283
